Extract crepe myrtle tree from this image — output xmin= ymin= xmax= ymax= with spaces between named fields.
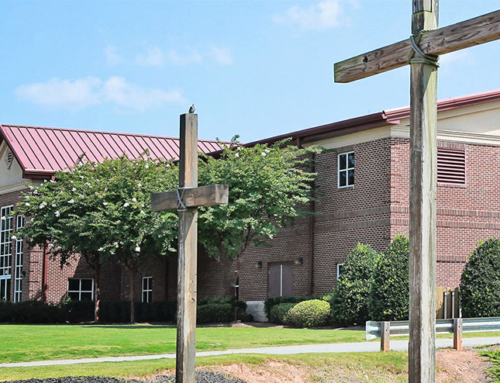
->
xmin=16 ymin=153 xmax=178 ymax=322
xmin=198 ymin=137 xmax=321 ymax=262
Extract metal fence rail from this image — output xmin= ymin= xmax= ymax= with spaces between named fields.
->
xmin=366 ymin=316 xmax=500 ymax=351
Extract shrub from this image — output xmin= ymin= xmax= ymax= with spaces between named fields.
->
xmin=269 ymin=303 xmax=296 ymax=324
xmin=368 ymin=235 xmax=410 ymax=321
xmin=331 ymin=243 xmax=379 ymax=325
xmin=264 ymin=296 xmax=316 ymax=318
xmin=460 ymin=238 xmax=500 ymax=317
xmin=197 ymin=303 xmax=233 ymax=324
xmin=284 ymin=299 xmax=330 ymax=328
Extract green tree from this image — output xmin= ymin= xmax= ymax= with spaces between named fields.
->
xmin=331 ymin=243 xmax=379 ymax=325
xmin=16 ymin=154 xmax=178 ymax=322
xmin=198 ymin=138 xmax=320 ymax=259
xmin=460 ymin=238 xmax=500 ymax=317
xmin=368 ymin=235 xmax=410 ymax=321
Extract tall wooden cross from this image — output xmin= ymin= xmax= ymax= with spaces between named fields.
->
xmin=151 ymin=113 xmax=228 ymax=383
xmin=335 ymin=3 xmax=500 ymax=382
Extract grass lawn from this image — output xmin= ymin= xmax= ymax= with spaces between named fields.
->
xmin=0 ymin=324 xmax=366 ymax=364
xmin=0 ymin=352 xmax=409 ymax=382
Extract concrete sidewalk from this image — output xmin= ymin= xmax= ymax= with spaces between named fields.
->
xmin=2 ymin=336 xmax=500 ymax=368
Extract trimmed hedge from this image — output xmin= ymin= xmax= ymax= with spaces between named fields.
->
xmin=269 ymin=303 xmax=296 ymax=325
xmin=331 ymin=243 xmax=379 ymax=325
xmin=264 ymin=296 xmax=316 ymax=319
xmin=284 ymin=299 xmax=330 ymax=328
xmin=0 ymin=297 xmax=246 ymax=324
xmin=368 ymin=235 xmax=410 ymax=321
xmin=460 ymin=238 xmax=500 ymax=317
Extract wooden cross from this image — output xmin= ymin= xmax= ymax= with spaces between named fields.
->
xmin=335 ymin=4 xmax=500 ymax=383
xmin=151 ymin=113 xmax=228 ymax=383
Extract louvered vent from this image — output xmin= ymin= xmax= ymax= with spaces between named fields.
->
xmin=4 ymin=150 xmax=13 ymax=169
xmin=437 ymin=148 xmax=465 ymax=184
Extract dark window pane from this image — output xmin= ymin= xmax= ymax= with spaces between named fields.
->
xmin=81 ymin=279 xmax=93 ymax=291
xmin=80 ymin=292 xmax=92 ymax=301
xmin=348 ymin=153 xmax=355 ymax=168
xmin=68 ymin=292 xmax=79 ymax=301
xmin=143 ymin=278 xmax=148 ymax=290
xmin=68 ymin=279 xmax=79 ymax=291
xmin=147 ymin=291 xmax=152 ymax=303
xmin=339 ymin=171 xmax=347 ymax=187
xmin=348 ymin=170 xmax=355 ymax=186
xmin=149 ymin=278 xmax=152 ymax=290
xmin=339 ymin=154 xmax=346 ymax=170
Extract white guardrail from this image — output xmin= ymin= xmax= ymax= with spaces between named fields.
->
xmin=366 ymin=317 xmax=500 ymax=351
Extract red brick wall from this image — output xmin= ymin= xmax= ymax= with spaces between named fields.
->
xmin=231 ymin=139 xmax=394 ymax=301
xmin=390 ymin=138 xmax=500 ymax=288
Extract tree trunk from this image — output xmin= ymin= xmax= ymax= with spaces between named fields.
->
xmin=130 ymin=268 xmax=136 ymax=323
xmin=94 ymin=264 xmax=101 ymax=322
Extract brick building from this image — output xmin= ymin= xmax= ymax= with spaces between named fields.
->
xmin=2 ymin=90 xmax=500 ymax=322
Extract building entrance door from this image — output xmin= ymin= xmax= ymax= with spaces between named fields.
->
xmin=268 ymin=262 xmax=293 ymax=297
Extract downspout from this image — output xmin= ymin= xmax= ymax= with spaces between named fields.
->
xmin=42 ymin=243 xmax=48 ymax=302
xmin=308 ymin=152 xmax=316 ymax=296
xmin=297 ymin=137 xmax=316 ymax=297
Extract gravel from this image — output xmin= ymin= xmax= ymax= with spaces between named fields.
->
xmin=11 ymin=371 xmax=246 ymax=383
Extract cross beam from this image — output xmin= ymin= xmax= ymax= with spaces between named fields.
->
xmin=335 ymin=9 xmax=500 ymax=83
xmin=151 ymin=113 xmax=228 ymax=383
xmin=152 ymin=184 xmax=229 ymax=211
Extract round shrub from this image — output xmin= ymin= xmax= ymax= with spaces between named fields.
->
xmin=283 ymin=299 xmax=330 ymax=328
xmin=460 ymin=238 xmax=500 ymax=317
xmin=331 ymin=243 xmax=379 ymax=325
xmin=269 ymin=303 xmax=296 ymax=324
xmin=368 ymin=235 xmax=409 ymax=321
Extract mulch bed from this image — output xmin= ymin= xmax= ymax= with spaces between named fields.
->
xmin=11 ymin=371 xmax=246 ymax=383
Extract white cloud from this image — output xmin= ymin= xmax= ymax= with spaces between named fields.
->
xmin=103 ymin=76 xmax=186 ymax=110
xmin=16 ymin=77 xmax=103 ymax=111
xmin=104 ymin=46 xmax=122 ymax=66
xmin=135 ymin=47 xmax=164 ymax=66
xmin=439 ymin=51 xmax=473 ymax=67
xmin=208 ymin=45 xmax=233 ymax=65
xmin=166 ymin=48 xmax=203 ymax=66
xmin=16 ymin=76 xmax=186 ymax=111
xmin=273 ymin=0 xmax=350 ymax=31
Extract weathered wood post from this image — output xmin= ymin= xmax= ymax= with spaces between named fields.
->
xmin=152 ymin=113 xmax=229 ymax=383
xmin=408 ymin=2 xmax=438 ymax=380
xmin=453 ymin=318 xmax=463 ymax=351
xmin=381 ymin=321 xmax=391 ymax=352
xmin=176 ymin=113 xmax=199 ymax=382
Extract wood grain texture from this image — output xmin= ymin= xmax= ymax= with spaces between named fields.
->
xmin=151 ymin=184 xmax=229 ymax=211
xmin=381 ymin=321 xmax=390 ymax=352
xmin=408 ymin=3 xmax=438 ymax=379
xmin=334 ymin=9 xmax=500 ymax=83
xmin=453 ymin=318 xmax=463 ymax=351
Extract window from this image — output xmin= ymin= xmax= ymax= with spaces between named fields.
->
xmin=13 ymin=215 xmax=24 ymax=303
xmin=142 ymin=277 xmax=153 ymax=303
xmin=68 ymin=278 xmax=94 ymax=301
xmin=338 ymin=152 xmax=354 ymax=188
xmin=437 ymin=148 xmax=465 ymax=185
xmin=0 ymin=206 xmax=13 ymax=301
xmin=337 ymin=263 xmax=344 ymax=279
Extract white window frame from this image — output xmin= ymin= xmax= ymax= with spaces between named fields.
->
xmin=68 ymin=278 xmax=94 ymax=301
xmin=0 ymin=205 xmax=13 ymax=301
xmin=13 ymin=215 xmax=24 ymax=303
xmin=337 ymin=263 xmax=344 ymax=279
xmin=142 ymin=276 xmax=153 ymax=303
xmin=338 ymin=151 xmax=355 ymax=188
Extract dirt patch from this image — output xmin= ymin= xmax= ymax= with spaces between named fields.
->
xmin=436 ymin=349 xmax=491 ymax=383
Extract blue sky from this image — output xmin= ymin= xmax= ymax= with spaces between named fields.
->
xmin=1 ymin=1 xmax=499 ymax=143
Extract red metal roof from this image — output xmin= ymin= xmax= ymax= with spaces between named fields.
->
xmin=0 ymin=124 xmax=223 ymax=178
